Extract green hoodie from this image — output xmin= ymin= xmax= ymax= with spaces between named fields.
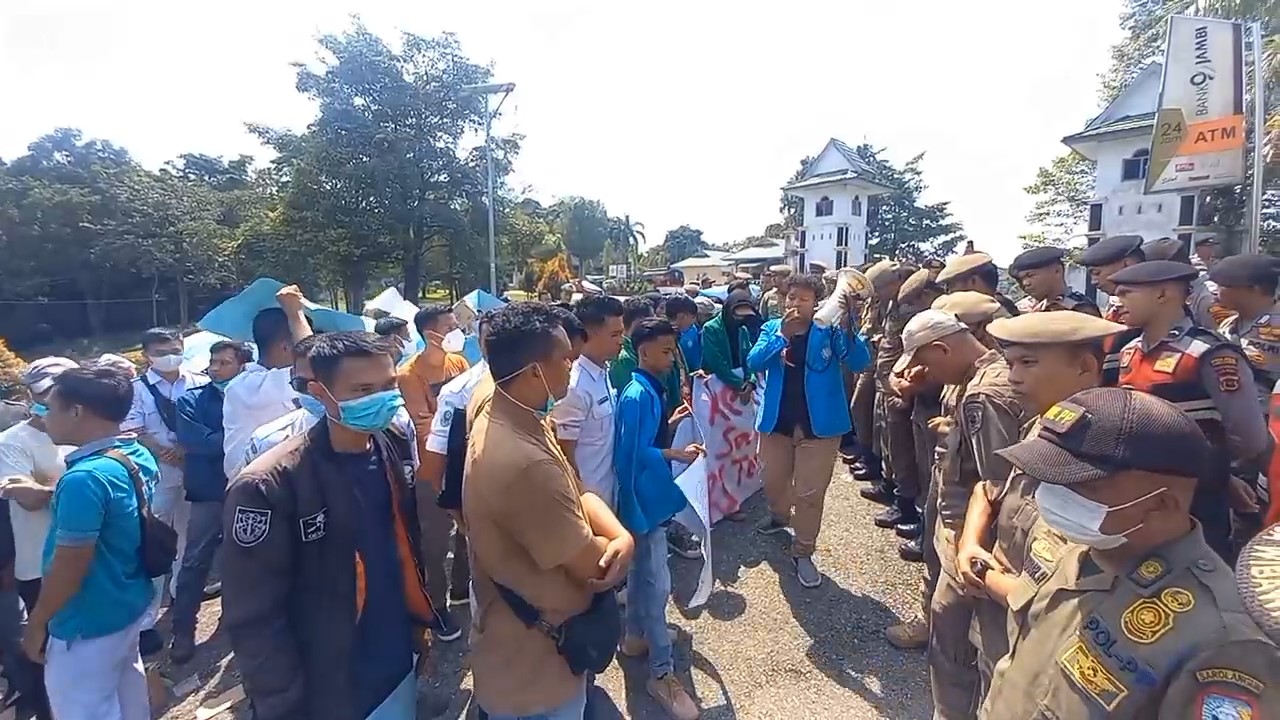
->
xmin=700 ymin=312 xmax=755 ymax=391
xmin=608 ymin=336 xmax=684 ymax=414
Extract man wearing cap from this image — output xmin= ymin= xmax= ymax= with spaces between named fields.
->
xmin=1193 ymin=234 xmax=1222 ymax=273
xmin=956 ymin=311 xmax=1126 ymax=690
xmin=894 ymin=308 xmax=1024 ymax=718
xmin=847 ymin=260 xmax=898 ymax=477
xmin=1007 ymin=246 xmax=1100 ymax=316
xmin=1110 ymin=260 xmax=1270 ymax=562
xmin=1142 ymin=237 xmax=1230 ymax=329
xmin=980 ymin=388 xmax=1280 ymax=718
xmin=934 ymin=252 xmax=1020 ymax=318
xmin=931 ymin=291 xmax=1008 ymax=350
xmin=1078 ymin=235 xmax=1147 ymax=386
xmin=1210 ymin=253 xmax=1280 ymax=408
xmin=760 ymin=264 xmax=793 ymax=321
xmin=807 ymin=260 xmax=829 ymax=277
xmin=682 ymin=282 xmax=701 ymax=299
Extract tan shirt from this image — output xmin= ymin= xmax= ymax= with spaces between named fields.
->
xmin=463 ymin=390 xmax=595 ymax=716
xmin=982 ymin=527 xmax=1280 ymax=718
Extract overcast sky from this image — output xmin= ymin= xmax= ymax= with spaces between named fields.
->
xmin=0 ymin=0 xmax=1126 ymax=263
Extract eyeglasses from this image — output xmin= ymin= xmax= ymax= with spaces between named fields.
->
xmin=289 ymin=375 xmax=314 ymax=394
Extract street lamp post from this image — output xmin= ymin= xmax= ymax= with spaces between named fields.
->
xmin=460 ymin=82 xmax=516 ymax=295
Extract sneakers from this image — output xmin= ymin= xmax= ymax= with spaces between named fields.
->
xmin=874 ymin=506 xmax=906 ymax=529
xmin=794 ymin=556 xmax=822 ymax=588
xmin=885 ymin=617 xmax=929 ymax=649
xmin=202 ymin=580 xmax=223 ymax=601
xmin=899 ymin=537 xmax=924 ymax=563
xmin=169 ymin=634 xmax=196 ymax=665
xmin=666 ymin=530 xmax=703 ymax=559
xmin=756 ymin=516 xmax=790 ymax=535
xmin=448 ymin=587 xmax=471 ymax=607
xmin=434 ymin=609 xmax=463 ymax=642
xmin=647 ymin=673 xmax=700 ymax=720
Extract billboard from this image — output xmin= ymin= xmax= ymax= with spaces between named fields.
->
xmin=1145 ymin=15 xmax=1246 ymax=194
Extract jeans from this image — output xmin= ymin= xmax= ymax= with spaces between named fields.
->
xmin=479 ymin=678 xmax=587 ymax=720
xmin=170 ymin=500 xmax=223 ymax=638
xmin=45 ymin=613 xmax=150 ymax=720
xmin=626 ymin=526 xmax=674 ymax=679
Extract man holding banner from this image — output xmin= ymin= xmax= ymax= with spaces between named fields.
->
xmin=747 ymin=274 xmax=871 ymax=588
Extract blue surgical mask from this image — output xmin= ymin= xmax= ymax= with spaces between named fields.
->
xmin=30 ymin=402 xmax=48 ymax=418
xmin=331 ymin=389 xmax=405 ymax=432
xmin=298 ymin=394 xmax=327 ymax=418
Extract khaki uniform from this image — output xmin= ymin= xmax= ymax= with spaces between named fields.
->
xmin=921 ymin=383 xmax=960 ymax=617
xmin=981 ymin=527 xmax=1280 ymax=718
xmin=760 ymin=287 xmax=784 ymax=321
xmin=851 ymin=298 xmax=887 ymax=457
xmin=1031 ymin=290 xmax=1101 ymax=316
xmin=876 ymin=300 xmax=920 ymax=501
xmin=1219 ymin=300 xmax=1280 ymax=409
xmin=929 ymin=350 xmax=1024 ymax=719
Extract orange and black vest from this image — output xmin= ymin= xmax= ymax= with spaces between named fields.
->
xmin=1099 ymin=300 xmax=1140 ymax=387
xmin=1118 ymin=326 xmax=1237 ymax=559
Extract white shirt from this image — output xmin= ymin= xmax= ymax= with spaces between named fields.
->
xmin=425 ymin=360 xmax=489 ymax=455
xmin=550 ymin=356 xmax=617 ymax=507
xmin=222 ymin=362 xmax=297 ymax=479
xmin=0 ymin=421 xmax=72 ymax=580
xmin=123 ymin=368 xmax=208 ymax=489
xmin=242 ymin=407 xmax=418 ymax=471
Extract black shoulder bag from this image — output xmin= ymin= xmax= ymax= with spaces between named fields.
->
xmin=140 ymin=377 xmax=179 ymax=433
xmin=101 ymin=449 xmax=179 ymax=578
xmin=492 ymin=582 xmax=621 ymax=676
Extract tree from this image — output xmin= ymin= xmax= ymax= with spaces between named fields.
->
xmin=605 ymin=214 xmax=645 ymax=272
xmin=662 ymin=225 xmax=707 ymax=264
xmin=844 ymin=145 xmax=965 ymax=262
xmin=555 ymin=197 xmax=610 ymax=271
xmin=1022 ymin=152 xmax=1095 ymax=248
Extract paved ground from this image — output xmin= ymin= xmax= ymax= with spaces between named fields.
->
xmin=156 ymin=464 xmax=932 ymax=720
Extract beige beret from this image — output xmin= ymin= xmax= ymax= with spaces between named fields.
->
xmin=767 ymin=264 xmax=793 ymax=276
xmin=808 ymin=260 xmax=830 ymax=272
xmin=734 ymin=271 xmax=753 ymax=280
xmin=865 ymin=259 xmax=903 ymax=289
xmin=931 ymin=291 xmax=1003 ymax=324
xmin=936 ymin=252 xmax=995 ymax=285
xmin=897 ymin=268 xmax=932 ymax=303
xmin=987 ymin=311 xmax=1128 ymax=345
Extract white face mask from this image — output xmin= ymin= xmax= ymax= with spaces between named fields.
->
xmin=149 ymin=354 xmax=183 ymax=373
xmin=441 ymin=328 xmax=466 ymax=353
xmin=1034 ymin=483 xmax=1164 ymax=550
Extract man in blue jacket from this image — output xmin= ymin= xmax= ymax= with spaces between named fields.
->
xmin=748 ymin=273 xmax=871 ymax=588
xmin=613 ymin=317 xmax=703 ymax=720
xmin=170 ymin=339 xmax=251 ymax=663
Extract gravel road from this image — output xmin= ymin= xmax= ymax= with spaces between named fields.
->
xmin=156 ymin=464 xmax=932 ymax=720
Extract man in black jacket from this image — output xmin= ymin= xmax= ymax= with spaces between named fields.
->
xmin=223 ymin=331 xmax=440 ymax=720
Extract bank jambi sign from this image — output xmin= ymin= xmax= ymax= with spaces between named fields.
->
xmin=1146 ymin=16 xmax=1246 ymax=194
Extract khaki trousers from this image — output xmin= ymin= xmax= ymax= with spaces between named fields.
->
xmin=759 ymin=429 xmax=841 ymax=556
xmin=883 ymin=396 xmax=920 ymax=501
xmin=928 ymin=523 xmax=979 ymax=720
xmin=851 ymin=372 xmax=877 ymax=454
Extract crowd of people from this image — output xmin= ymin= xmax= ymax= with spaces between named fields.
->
xmin=0 ymin=234 xmax=1277 ymax=720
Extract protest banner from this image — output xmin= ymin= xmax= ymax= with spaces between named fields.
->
xmin=673 ymin=375 xmax=763 ymax=525
xmin=673 ymin=456 xmax=713 ymax=609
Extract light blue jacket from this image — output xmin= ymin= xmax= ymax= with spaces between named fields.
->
xmin=613 ymin=371 xmax=687 ymax=536
xmin=746 ymin=319 xmax=871 ymax=439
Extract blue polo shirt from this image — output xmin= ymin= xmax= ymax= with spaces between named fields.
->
xmin=42 ymin=435 xmax=156 ymax=641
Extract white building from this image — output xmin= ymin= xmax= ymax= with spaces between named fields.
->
xmin=669 ymin=250 xmax=733 ymax=283
xmin=1062 ymin=63 xmax=1213 ymax=253
xmin=781 ymin=138 xmax=894 ymax=272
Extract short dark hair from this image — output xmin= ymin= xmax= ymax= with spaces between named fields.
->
xmin=292 ymin=333 xmax=322 ymax=359
xmin=477 ymin=309 xmax=496 ymax=335
xmin=663 ymin=295 xmax=698 ymax=319
xmin=973 ymin=263 xmax=1000 ymax=291
xmin=306 ymin=331 xmax=396 ymax=384
xmin=785 ymin=274 xmax=827 ymax=300
xmin=413 ymin=304 xmax=452 ymax=336
xmin=252 ymin=308 xmax=291 ymax=350
xmin=622 ymin=297 xmax=655 ymax=329
xmin=631 ymin=317 xmax=678 ymax=351
xmin=574 ymin=295 xmax=625 ymax=329
xmin=141 ymin=327 xmax=181 ymax=351
xmin=553 ymin=305 xmax=588 ymax=344
xmin=642 ymin=292 xmax=665 ymax=310
xmin=485 ymin=302 xmax=565 ymax=384
xmin=210 ymin=340 xmax=253 ymax=365
xmin=373 ymin=316 xmax=409 ymax=336
xmin=727 ymin=279 xmax=752 ymax=294
xmin=52 ymin=365 xmax=132 ymax=423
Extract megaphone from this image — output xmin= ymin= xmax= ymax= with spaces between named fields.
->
xmin=814 ymin=268 xmax=872 ymax=328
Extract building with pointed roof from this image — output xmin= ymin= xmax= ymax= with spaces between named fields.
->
xmin=781 ymin=138 xmax=894 ymax=273
xmin=1062 ymin=63 xmax=1212 ymax=253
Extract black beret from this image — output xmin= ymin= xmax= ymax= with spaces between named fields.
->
xmin=1106 ymin=260 xmax=1199 ymax=286
xmin=1208 ymin=253 xmax=1280 ymax=288
xmin=1078 ymin=235 xmax=1144 ymax=267
xmin=1008 ymin=246 xmax=1066 ymax=276
xmin=373 ymin=316 xmax=408 ymax=335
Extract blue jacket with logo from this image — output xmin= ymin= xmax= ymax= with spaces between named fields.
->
xmin=176 ymin=384 xmax=229 ymax=502
xmin=613 ymin=371 xmax=687 ymax=536
xmin=746 ymin=319 xmax=871 ymax=439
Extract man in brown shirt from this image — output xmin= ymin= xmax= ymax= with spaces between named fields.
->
xmin=464 ymin=302 xmax=634 ymax=719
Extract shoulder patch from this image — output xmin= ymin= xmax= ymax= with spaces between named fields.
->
xmin=1120 ymin=588 xmax=1195 ymax=644
xmin=1057 ymin=638 xmax=1129 ymax=710
xmin=233 ymin=506 xmax=272 ymax=547
xmin=1129 ymin=556 xmax=1170 ymax=588
xmin=1194 ymin=668 xmax=1265 ymax=694
xmin=1242 ymin=344 xmax=1267 ymax=368
xmin=1119 ymin=346 xmax=1136 ymax=369
xmin=1257 ymin=325 xmax=1280 ymax=342
xmin=962 ymin=401 xmax=983 ymax=434
xmin=1198 ymin=690 xmax=1257 ymax=719
xmin=1041 ymin=401 xmax=1085 ymax=433
xmin=1210 ymin=353 xmax=1241 ymax=392
xmin=299 ymin=508 xmax=327 ymax=542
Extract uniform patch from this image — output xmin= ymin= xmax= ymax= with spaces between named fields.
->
xmin=963 ymin=402 xmax=983 ymax=433
xmin=1198 ymin=690 xmax=1257 ymax=719
xmin=1195 ymin=668 xmax=1265 ymax=694
xmin=1029 ymin=535 xmax=1059 ymax=567
xmin=1041 ymin=401 xmax=1085 ymax=433
xmin=1130 ymin=557 xmax=1169 ymax=587
xmin=1119 ymin=346 xmax=1136 ymax=369
xmin=1058 ymin=638 xmax=1129 ymax=710
xmin=233 ymin=506 xmax=272 ymax=547
xmin=1082 ymin=615 xmax=1160 ymax=687
xmin=1257 ymin=325 xmax=1280 ymax=342
xmin=299 ymin=508 xmax=327 ymax=542
xmin=1159 ymin=586 xmax=1196 ymax=613
xmin=1243 ymin=345 xmax=1267 ymax=368
xmin=1152 ymin=352 xmax=1182 ymax=373
xmin=1210 ymin=354 xmax=1241 ymax=392
xmin=1121 ymin=587 xmax=1196 ymax=644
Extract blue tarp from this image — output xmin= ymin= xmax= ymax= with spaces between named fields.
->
xmin=198 ymin=278 xmax=370 ymax=341
xmin=460 ymin=288 xmax=505 ymax=312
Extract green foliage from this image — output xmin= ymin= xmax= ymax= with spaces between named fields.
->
xmin=850 ymin=145 xmax=965 ymax=263
xmin=554 ymin=197 xmax=610 ymax=270
xmin=1022 ymin=152 xmax=1095 ymax=247
xmin=662 ymin=225 xmax=708 ymax=264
